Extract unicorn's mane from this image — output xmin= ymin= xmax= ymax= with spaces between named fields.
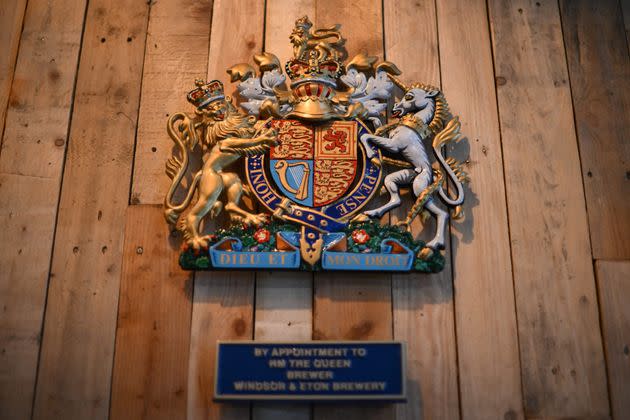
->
xmin=409 ymin=82 xmax=452 ymax=134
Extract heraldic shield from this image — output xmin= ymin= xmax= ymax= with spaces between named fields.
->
xmin=164 ymin=15 xmax=470 ymax=273
xmin=269 ymin=120 xmax=358 ymax=208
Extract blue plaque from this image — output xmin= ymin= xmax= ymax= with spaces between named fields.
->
xmin=214 ymin=341 xmax=406 ymax=401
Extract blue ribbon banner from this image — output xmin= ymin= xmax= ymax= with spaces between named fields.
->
xmin=322 ymin=235 xmax=415 ymax=271
xmin=214 ymin=341 xmax=406 ymax=401
xmin=209 ymin=236 xmax=301 ymax=269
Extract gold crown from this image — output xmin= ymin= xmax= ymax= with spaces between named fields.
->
xmin=285 ymin=51 xmax=343 ymax=86
xmin=187 ymin=79 xmax=224 ymax=109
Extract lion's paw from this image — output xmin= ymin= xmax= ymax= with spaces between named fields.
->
xmin=242 ymin=213 xmax=268 ymax=226
xmin=188 ymin=236 xmax=210 ymax=251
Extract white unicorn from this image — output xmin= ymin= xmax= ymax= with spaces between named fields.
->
xmin=359 ymin=75 xmax=468 ymax=256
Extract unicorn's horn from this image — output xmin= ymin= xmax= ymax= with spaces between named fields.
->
xmin=375 ymin=61 xmax=407 ymax=91
xmin=386 ymin=73 xmax=408 ymax=92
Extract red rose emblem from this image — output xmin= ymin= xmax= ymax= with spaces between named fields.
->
xmin=253 ymin=228 xmax=271 ymax=244
xmin=351 ymin=229 xmax=370 ymax=244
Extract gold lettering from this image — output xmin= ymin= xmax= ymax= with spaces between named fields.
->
xmin=259 ymin=188 xmax=275 ymax=204
xmin=370 ymin=255 xmax=383 ymax=266
xmin=254 ymin=182 xmax=270 ymax=194
xmin=335 ymin=203 xmax=349 ymax=216
xmin=250 ymin=168 xmax=265 ymax=185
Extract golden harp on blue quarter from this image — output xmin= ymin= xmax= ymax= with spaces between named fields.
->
xmin=163 ymin=16 xmax=469 ymax=272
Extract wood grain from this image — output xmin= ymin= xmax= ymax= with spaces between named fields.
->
xmin=526 ymin=417 xmax=611 ymax=420
xmin=207 ymin=0 xmax=265 ymax=91
xmin=392 ymin=270 xmax=459 ymax=420
xmin=187 ymin=274 xmax=254 ymax=420
xmin=384 ymin=1 xmax=460 ymax=419
xmin=252 ymin=3 xmax=316 ymax=420
xmin=596 ymin=260 xmax=630 ymax=420
xmin=0 ymin=0 xmax=27 ymax=140
xmin=186 ymin=1 xmax=264 ymax=418
xmin=437 ymin=0 xmax=524 ymax=418
xmin=622 ymin=0 xmax=630 ymax=49
xmin=559 ymin=0 xmax=630 ymax=259
xmin=0 ymin=0 xmax=87 ymax=418
xmin=130 ymin=0 xmax=212 ymax=205
xmin=30 ymin=1 xmax=150 ymax=418
xmin=488 ymin=0 xmax=608 ymax=417
xmin=312 ymin=2 xmax=393 ymax=419
xmin=110 ymin=205 xmax=192 ymax=420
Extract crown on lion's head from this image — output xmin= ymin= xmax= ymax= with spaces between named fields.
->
xmin=187 ymin=79 xmax=224 ymax=109
xmin=294 ymin=16 xmax=313 ymax=31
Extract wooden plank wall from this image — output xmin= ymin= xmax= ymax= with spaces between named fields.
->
xmin=0 ymin=0 xmax=88 ymax=418
xmin=596 ymin=261 xmax=630 ymax=419
xmin=437 ymin=1 xmax=524 ymax=418
xmin=489 ymin=1 xmax=609 ymax=417
xmin=31 ymin=1 xmax=151 ymax=418
xmin=110 ymin=206 xmax=192 ymax=420
xmin=0 ymin=1 xmax=628 ymax=420
xmin=0 ymin=0 xmax=27 ymax=139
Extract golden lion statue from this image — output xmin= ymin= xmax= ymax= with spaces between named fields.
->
xmin=290 ymin=15 xmax=343 ymax=60
xmin=164 ymin=80 xmax=277 ymax=250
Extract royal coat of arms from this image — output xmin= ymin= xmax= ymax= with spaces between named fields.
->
xmin=164 ymin=16 xmax=469 ymax=273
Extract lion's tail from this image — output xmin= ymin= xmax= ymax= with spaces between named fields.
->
xmin=313 ymin=25 xmax=343 ymax=44
xmin=164 ymin=172 xmax=201 ymax=227
xmin=164 ymin=112 xmax=201 ymax=229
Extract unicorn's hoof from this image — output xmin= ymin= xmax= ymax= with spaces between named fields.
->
xmin=350 ymin=213 xmax=371 ymax=223
xmin=417 ymin=247 xmax=434 ymax=260
xmin=364 ymin=209 xmax=381 ymax=218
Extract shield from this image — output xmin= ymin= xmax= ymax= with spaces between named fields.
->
xmin=269 ymin=119 xmax=358 ymax=208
